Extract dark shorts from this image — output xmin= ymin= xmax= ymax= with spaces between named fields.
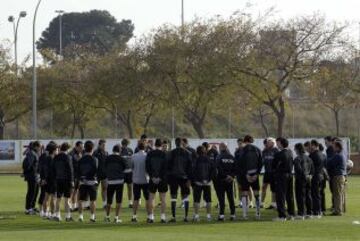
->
xmin=238 ymin=175 xmax=260 ymax=192
xmin=124 ymin=172 xmax=133 ymax=184
xmin=107 ymin=184 xmax=124 ymax=205
xmin=263 ymin=173 xmax=276 ymax=193
xmin=133 ymin=183 xmax=149 ymax=201
xmin=56 ymin=180 xmax=72 ymax=198
xmin=193 ymin=184 xmax=211 ymax=203
xmin=74 ymin=179 xmax=80 ymax=190
xmin=45 ymin=181 xmax=56 ymax=195
xmin=148 ymin=180 xmax=168 ymax=193
xmin=79 ymin=184 xmax=97 ymax=201
xmin=168 ymin=176 xmax=190 ymax=197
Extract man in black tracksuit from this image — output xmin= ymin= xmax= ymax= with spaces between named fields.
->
xmin=167 ymin=137 xmax=192 ymax=222
xmin=78 ymin=141 xmax=99 ymax=222
xmin=273 ymin=137 xmax=295 ymax=221
xmin=38 ymin=145 xmax=48 ymax=216
xmin=23 ymin=141 xmax=41 ymax=215
xmin=324 ymin=136 xmax=335 ymax=209
xmin=93 ymin=139 xmax=108 ymax=208
xmin=146 ymin=139 xmax=168 ymax=223
xmin=69 ymin=141 xmax=83 ymax=211
xmin=120 ymin=139 xmax=134 ymax=208
xmin=215 ymin=143 xmax=236 ymax=221
xmin=53 ymin=142 xmax=74 ymax=222
xmin=192 ymin=145 xmax=216 ymax=222
xmin=104 ymin=144 xmax=127 ymax=223
xmin=237 ymin=135 xmax=263 ymax=219
xmin=309 ymin=140 xmax=326 ymax=217
xmin=183 ymin=138 xmax=197 ymax=162
xmin=293 ymin=143 xmax=314 ymax=219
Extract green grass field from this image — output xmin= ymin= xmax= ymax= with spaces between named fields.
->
xmin=0 ymin=175 xmax=359 ymax=241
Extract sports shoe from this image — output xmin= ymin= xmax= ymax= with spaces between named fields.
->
xmin=183 ymin=217 xmax=189 ymax=223
xmin=114 ymin=218 xmax=122 ymax=224
xmin=104 ymin=217 xmax=111 ymax=223
xmin=128 ymin=204 xmax=133 ymax=209
xmin=272 ymin=217 xmax=286 ymax=222
xmin=230 ymin=215 xmax=236 ymax=221
xmin=160 ymin=219 xmax=167 ymax=223
xmin=305 ymin=215 xmax=313 ymax=219
xmin=65 ymin=217 xmax=74 ymax=222
xmin=315 ymin=215 xmax=322 ymax=219
xmin=286 ymin=216 xmax=295 ymax=221
xmin=131 ymin=217 xmax=138 ymax=223
xmin=78 ymin=217 xmax=84 ymax=222
xmin=207 ymin=216 xmax=212 ymax=222
xmin=295 ymin=216 xmax=305 ymax=220
xmin=147 ymin=218 xmax=154 ymax=224
xmin=53 ymin=216 xmax=61 ymax=222
xmin=255 ymin=214 xmax=261 ymax=220
xmin=192 ymin=216 xmax=200 ymax=222
xmin=217 ymin=216 xmax=225 ymax=222
xmin=90 ymin=218 xmax=96 ymax=223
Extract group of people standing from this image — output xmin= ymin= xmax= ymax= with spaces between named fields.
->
xmin=22 ymin=135 xmax=349 ymax=223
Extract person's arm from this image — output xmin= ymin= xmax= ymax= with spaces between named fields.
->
xmin=67 ymin=155 xmax=74 ymax=184
xmin=257 ymin=149 xmax=263 ymax=174
xmin=145 ymin=153 xmax=151 ymax=176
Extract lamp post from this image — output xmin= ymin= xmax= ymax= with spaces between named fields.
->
xmin=55 ymin=10 xmax=65 ymax=57
xmin=32 ymin=0 xmax=42 ymax=139
xmin=8 ymin=11 xmax=27 ymax=139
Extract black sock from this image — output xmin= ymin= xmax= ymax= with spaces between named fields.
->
xmin=171 ymin=201 xmax=176 ymax=218
xmin=184 ymin=200 xmax=189 ymax=218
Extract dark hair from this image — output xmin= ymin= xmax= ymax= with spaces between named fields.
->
xmin=319 ymin=143 xmax=325 ymax=152
xmin=84 ymin=141 xmax=94 ymax=153
xmin=324 ymin=136 xmax=333 ymax=142
xmin=47 ymin=143 xmax=57 ymax=154
xmin=332 ymin=137 xmax=341 ymax=142
xmin=98 ymin=139 xmax=106 ymax=146
xmin=155 ymin=138 xmax=162 ymax=147
xmin=244 ymin=135 xmax=254 ymax=143
xmin=121 ymin=138 xmax=130 ymax=146
xmin=276 ymin=137 xmax=289 ymax=148
xmin=202 ymin=142 xmax=210 ymax=149
xmin=263 ymin=138 xmax=268 ymax=145
xmin=196 ymin=145 xmax=207 ymax=156
xmin=334 ymin=141 xmax=343 ymax=152
xmin=310 ymin=139 xmax=319 ymax=147
xmin=60 ymin=142 xmax=70 ymax=152
xmin=175 ymin=137 xmax=182 ymax=147
xmin=137 ymin=142 xmax=145 ymax=151
xmin=237 ymin=138 xmax=244 ymax=143
xmin=294 ymin=143 xmax=305 ymax=154
xmin=113 ymin=144 xmax=121 ymax=153
xmin=182 ymin=138 xmax=189 ymax=145
xmin=32 ymin=141 xmax=41 ymax=149
xmin=140 ymin=134 xmax=147 ymax=140
xmin=304 ymin=141 xmax=310 ymax=147
xmin=75 ymin=141 xmax=83 ymax=147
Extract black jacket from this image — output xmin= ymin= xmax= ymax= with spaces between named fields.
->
xmin=167 ymin=147 xmax=192 ymax=179
xmin=105 ymin=154 xmax=127 ymax=181
xmin=186 ymin=146 xmax=197 ymax=162
xmin=78 ymin=154 xmax=98 ymax=182
xmin=146 ymin=149 xmax=167 ymax=180
xmin=237 ymin=144 xmax=263 ymax=176
xmin=192 ymin=155 xmax=216 ymax=184
xmin=120 ymin=146 xmax=134 ymax=171
xmin=39 ymin=152 xmax=48 ymax=181
xmin=216 ymin=151 xmax=236 ymax=181
xmin=262 ymin=147 xmax=279 ymax=173
xmin=207 ymin=148 xmax=218 ymax=164
xmin=22 ymin=150 xmax=39 ymax=181
xmin=273 ymin=149 xmax=293 ymax=175
xmin=53 ymin=152 xmax=74 ymax=182
xmin=309 ymin=150 xmax=326 ymax=176
xmin=294 ymin=154 xmax=314 ymax=179
xmin=69 ymin=149 xmax=82 ymax=179
xmin=93 ymin=148 xmax=108 ymax=177
xmin=43 ymin=155 xmax=56 ymax=183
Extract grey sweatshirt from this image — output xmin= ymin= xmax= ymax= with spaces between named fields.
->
xmin=132 ymin=150 xmax=149 ymax=184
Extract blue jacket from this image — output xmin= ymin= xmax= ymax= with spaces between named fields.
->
xmin=327 ymin=153 xmax=346 ymax=177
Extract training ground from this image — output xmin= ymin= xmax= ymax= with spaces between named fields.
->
xmin=0 ymin=175 xmax=359 ymax=241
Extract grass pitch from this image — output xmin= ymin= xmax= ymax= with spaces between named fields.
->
xmin=0 ymin=175 xmax=359 ymax=241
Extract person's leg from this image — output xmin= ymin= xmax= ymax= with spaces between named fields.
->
xmin=240 ymin=179 xmax=249 ymax=218
xmin=305 ymin=178 xmax=313 ymax=216
xmin=101 ymin=180 xmax=107 ymax=208
xmin=216 ymin=181 xmax=225 ymax=219
xmin=114 ymin=184 xmax=124 ymax=222
xmin=55 ymin=196 xmax=61 ymax=220
xmin=193 ymin=185 xmax=201 ymax=220
xmin=49 ymin=194 xmax=55 ymax=217
xmin=31 ymin=182 xmax=40 ymax=210
xmin=89 ymin=185 xmax=98 ymax=221
xmin=204 ymin=186 xmax=212 ymax=220
xmin=42 ymin=193 xmax=49 ymax=217
xmin=25 ymin=180 xmax=34 ymax=211
xmin=132 ymin=184 xmax=140 ymax=221
xmin=105 ymin=185 xmax=114 ymax=218
xmin=225 ymin=182 xmax=235 ymax=218
xmin=320 ymin=179 xmax=326 ymax=214
xmin=180 ymin=179 xmax=190 ymax=221
xmin=311 ymin=177 xmax=321 ymax=216
xmin=38 ymin=186 xmax=45 ymax=215
xmin=332 ymin=176 xmax=345 ymax=215
xmin=275 ymin=176 xmax=286 ymax=219
xmin=286 ymin=176 xmax=295 ymax=217
xmin=295 ymin=178 xmax=302 ymax=216
xmin=148 ymin=192 xmax=156 ymax=219
xmin=64 ymin=197 xmax=72 ymax=220
xmin=261 ymin=183 xmax=268 ymax=204
xmin=142 ymin=185 xmax=151 ymax=220
xmin=169 ymin=178 xmax=178 ymax=220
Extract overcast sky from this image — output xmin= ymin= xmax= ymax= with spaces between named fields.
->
xmin=1 ymin=0 xmax=360 ymax=63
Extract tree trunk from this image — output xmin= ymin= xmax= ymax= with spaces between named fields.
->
xmin=192 ymin=121 xmax=205 ymax=139
xmin=267 ymin=96 xmax=286 ymax=137
xmin=258 ymin=108 xmax=270 ymax=137
xmin=79 ymin=125 xmax=85 ymax=139
xmin=0 ymin=124 xmax=4 ymax=140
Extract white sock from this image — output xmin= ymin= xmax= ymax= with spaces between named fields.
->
xmin=79 ymin=214 xmax=84 ymax=220
xmin=242 ymin=196 xmax=248 ymax=217
xmin=66 ymin=212 xmax=71 ymax=219
xmin=161 ymin=213 xmax=166 ymax=220
xmin=132 ymin=214 xmax=137 ymax=219
xmin=207 ymin=213 xmax=211 ymax=219
xmin=56 ymin=211 xmax=61 ymax=218
xmin=90 ymin=214 xmax=95 ymax=220
xmin=219 ymin=214 xmax=225 ymax=219
xmin=194 ymin=214 xmax=199 ymax=218
xmin=115 ymin=216 xmax=119 ymax=220
xmin=129 ymin=200 xmax=133 ymax=205
xmin=103 ymin=201 xmax=107 ymax=207
xmin=149 ymin=213 xmax=154 ymax=220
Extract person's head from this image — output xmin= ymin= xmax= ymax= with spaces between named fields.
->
xmin=162 ymin=140 xmax=169 ymax=151
xmin=46 ymin=142 xmax=58 ymax=156
xmin=175 ymin=137 xmax=183 ymax=148
xmin=237 ymin=138 xmax=244 ymax=148
xmin=266 ymin=137 xmax=276 ymax=149
xmin=60 ymin=142 xmax=71 ymax=153
xmin=304 ymin=141 xmax=311 ymax=153
xmin=324 ymin=136 xmax=333 ymax=147
xmin=319 ymin=143 xmax=325 ymax=152
xmin=294 ymin=143 xmax=305 ymax=156
xmin=219 ymin=142 xmax=228 ymax=153
xmin=333 ymin=141 xmax=343 ymax=153
xmin=84 ymin=141 xmax=94 ymax=154
xmin=32 ymin=141 xmax=41 ymax=153
xmin=196 ymin=145 xmax=207 ymax=156
xmin=263 ymin=138 xmax=267 ymax=148
xmin=75 ymin=141 xmax=83 ymax=153
xmin=121 ymin=138 xmax=130 ymax=147
xmin=112 ymin=144 xmax=121 ymax=154
xmin=276 ymin=137 xmax=289 ymax=149
xmin=98 ymin=139 xmax=106 ymax=150
xmin=310 ymin=139 xmax=319 ymax=152
xmin=137 ymin=141 xmax=145 ymax=151
xmin=155 ymin=138 xmax=162 ymax=149
xmin=243 ymin=135 xmax=254 ymax=144
xmin=182 ymin=138 xmax=189 ymax=147
xmin=202 ymin=142 xmax=210 ymax=150
xmin=140 ymin=134 xmax=148 ymax=144
xmin=148 ymin=139 xmax=154 ymax=147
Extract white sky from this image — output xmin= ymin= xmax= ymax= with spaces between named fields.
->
xmin=1 ymin=0 xmax=360 ymax=63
